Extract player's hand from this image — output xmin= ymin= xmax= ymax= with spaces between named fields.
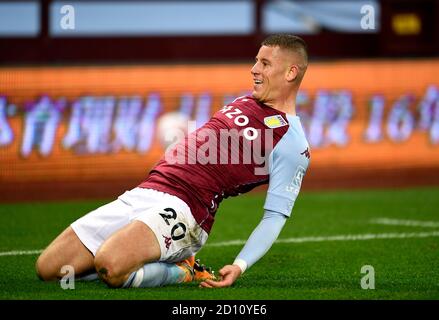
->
xmin=199 ymin=264 xmax=241 ymax=288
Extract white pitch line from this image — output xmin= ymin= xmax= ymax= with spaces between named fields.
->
xmin=2 ymin=230 xmax=439 ymax=256
xmin=0 ymin=249 xmax=42 ymax=257
xmin=371 ymin=218 xmax=439 ymax=228
xmin=205 ymin=231 xmax=439 ymax=247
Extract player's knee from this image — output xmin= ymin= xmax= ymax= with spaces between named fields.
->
xmin=35 ymin=253 xmax=57 ymax=281
xmin=94 ymin=252 xmax=124 ymax=288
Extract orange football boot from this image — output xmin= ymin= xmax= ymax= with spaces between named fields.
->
xmin=176 ymin=256 xmax=216 ymax=282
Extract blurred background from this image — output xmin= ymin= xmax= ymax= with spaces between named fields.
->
xmin=1 ymin=0 xmax=439 ymax=202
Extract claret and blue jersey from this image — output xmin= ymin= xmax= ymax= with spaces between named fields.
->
xmin=140 ymin=95 xmax=310 ymax=233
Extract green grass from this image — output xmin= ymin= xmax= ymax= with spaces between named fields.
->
xmin=0 ymin=187 xmax=438 ymax=300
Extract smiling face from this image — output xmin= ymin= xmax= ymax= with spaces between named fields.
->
xmin=251 ymin=46 xmax=293 ymax=106
xmin=251 ymin=44 xmax=305 ymax=108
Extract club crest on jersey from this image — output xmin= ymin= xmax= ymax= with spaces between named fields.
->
xmin=264 ymin=115 xmax=288 ymax=128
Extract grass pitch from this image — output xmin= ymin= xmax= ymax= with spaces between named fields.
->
xmin=0 ymin=187 xmax=438 ymax=300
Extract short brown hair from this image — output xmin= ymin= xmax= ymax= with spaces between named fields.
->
xmin=262 ymin=34 xmax=308 ymax=81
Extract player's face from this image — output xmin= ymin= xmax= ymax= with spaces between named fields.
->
xmin=251 ymin=45 xmax=290 ymax=105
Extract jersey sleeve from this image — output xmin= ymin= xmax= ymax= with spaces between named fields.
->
xmin=233 ymin=209 xmax=287 ymax=273
xmin=263 ymin=125 xmax=310 ymax=217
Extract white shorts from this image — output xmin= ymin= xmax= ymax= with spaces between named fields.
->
xmin=71 ymin=187 xmax=208 ymax=263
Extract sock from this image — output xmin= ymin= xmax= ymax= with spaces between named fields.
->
xmin=122 ymin=262 xmax=190 ymax=288
xmin=76 ymin=272 xmax=99 ymax=281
